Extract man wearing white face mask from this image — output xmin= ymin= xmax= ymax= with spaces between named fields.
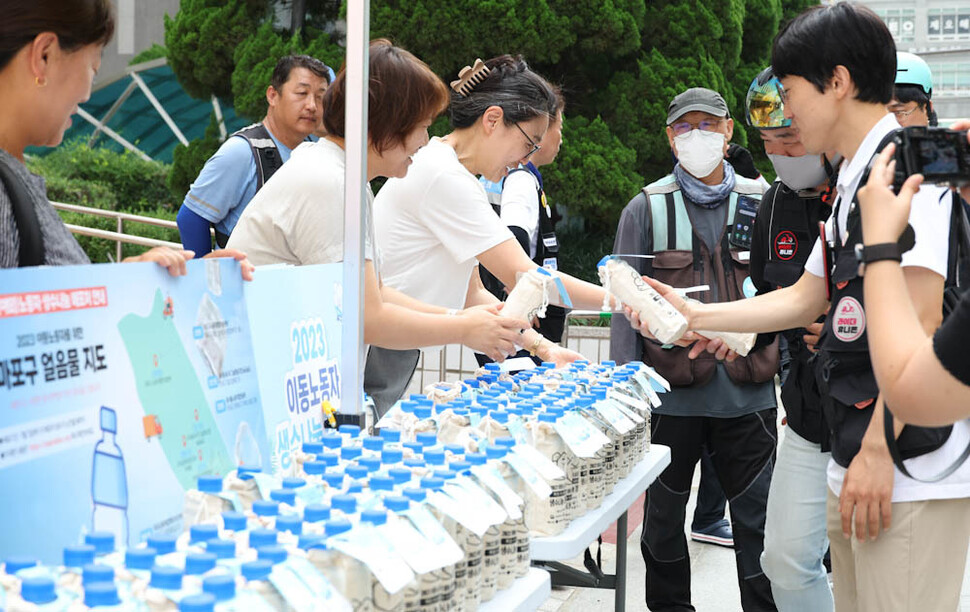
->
xmin=611 ymin=87 xmax=779 ymax=611
xmin=746 ymin=67 xmax=839 ymax=612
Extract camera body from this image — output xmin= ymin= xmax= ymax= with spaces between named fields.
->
xmin=891 ymin=126 xmax=970 ymax=190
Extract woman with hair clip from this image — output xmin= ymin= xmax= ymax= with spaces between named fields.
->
xmin=0 ymin=0 xmax=251 ymax=277
xmin=229 ymin=40 xmax=528 ymax=412
xmin=857 ymin=128 xmax=970 ymax=427
xmin=368 ymin=55 xmax=623 ymax=407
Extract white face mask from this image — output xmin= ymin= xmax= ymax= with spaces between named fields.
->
xmin=767 ymin=153 xmax=828 ymax=191
xmin=674 ymin=129 xmax=726 ymax=178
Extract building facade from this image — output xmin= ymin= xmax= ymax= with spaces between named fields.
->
xmin=863 ymin=0 xmax=970 ymax=123
xmin=96 ymin=0 xmax=180 ymax=87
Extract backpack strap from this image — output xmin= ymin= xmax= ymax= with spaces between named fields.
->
xmin=0 ymin=161 xmax=44 ymax=267
xmin=231 ymin=123 xmax=284 ymax=190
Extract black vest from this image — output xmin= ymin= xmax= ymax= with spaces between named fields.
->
xmin=816 ymin=154 xmax=952 ymax=468
xmin=758 ymin=182 xmax=831 ymax=444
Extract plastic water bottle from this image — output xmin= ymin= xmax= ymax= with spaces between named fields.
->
xmin=91 ymin=407 xmax=129 ymax=548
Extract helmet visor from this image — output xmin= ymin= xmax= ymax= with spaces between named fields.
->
xmin=746 ymin=79 xmax=791 ymax=129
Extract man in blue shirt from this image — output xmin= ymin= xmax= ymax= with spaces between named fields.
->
xmin=177 ymin=55 xmax=331 ymax=255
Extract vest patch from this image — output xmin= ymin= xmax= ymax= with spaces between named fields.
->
xmin=833 ymin=296 xmax=866 ymax=342
xmin=774 ymin=230 xmax=798 ymax=260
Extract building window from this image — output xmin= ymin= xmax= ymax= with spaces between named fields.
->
xmin=876 ymin=7 xmax=917 ymax=42
xmin=928 ymin=8 xmax=970 ymax=41
xmin=927 ymin=62 xmax=970 ymax=96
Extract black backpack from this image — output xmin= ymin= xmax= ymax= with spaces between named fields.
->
xmin=0 ymin=160 xmax=44 ymax=267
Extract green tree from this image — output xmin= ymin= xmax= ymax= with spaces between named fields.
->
xmin=167 ymin=112 xmax=223 ymax=201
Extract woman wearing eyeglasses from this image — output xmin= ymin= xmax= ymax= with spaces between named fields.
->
xmin=366 ymin=55 xmax=617 ymax=410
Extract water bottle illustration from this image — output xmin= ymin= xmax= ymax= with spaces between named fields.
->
xmin=91 ymin=406 xmax=129 ymax=546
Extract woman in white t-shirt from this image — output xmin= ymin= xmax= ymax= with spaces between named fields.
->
xmin=228 ymin=41 xmax=527 ymax=378
xmin=373 ymin=55 xmax=621 ymax=385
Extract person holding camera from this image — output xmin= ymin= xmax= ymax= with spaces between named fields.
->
xmin=856 ymin=128 xmax=970 ymax=427
xmin=626 ymin=4 xmax=970 ymax=611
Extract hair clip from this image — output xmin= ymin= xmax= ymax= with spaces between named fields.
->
xmin=450 ymin=59 xmax=490 ymax=96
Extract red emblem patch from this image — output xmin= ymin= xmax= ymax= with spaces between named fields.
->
xmin=774 ymin=231 xmax=798 ymax=260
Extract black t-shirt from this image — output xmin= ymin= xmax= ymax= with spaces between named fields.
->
xmin=934 ymin=290 xmax=970 ymax=386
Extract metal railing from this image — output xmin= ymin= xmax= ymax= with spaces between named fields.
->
xmin=51 ymin=200 xmax=195 ymax=261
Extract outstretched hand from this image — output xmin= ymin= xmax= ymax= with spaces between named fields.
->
xmin=124 ymin=246 xmax=193 ymax=277
xmin=205 ymin=248 xmax=256 ymax=281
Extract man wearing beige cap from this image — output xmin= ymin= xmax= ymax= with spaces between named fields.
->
xmin=611 ymin=87 xmax=778 ymax=610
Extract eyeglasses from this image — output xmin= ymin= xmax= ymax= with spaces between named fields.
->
xmin=514 ymin=123 xmax=541 ymax=158
xmin=888 ymin=105 xmax=920 ymax=119
xmin=669 ymin=118 xmax=726 ymax=137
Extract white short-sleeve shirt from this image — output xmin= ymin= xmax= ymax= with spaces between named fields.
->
xmin=374 ymin=138 xmax=514 ymax=309
xmin=500 ymin=169 xmax=541 ymax=259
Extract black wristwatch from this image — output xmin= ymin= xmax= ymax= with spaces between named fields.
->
xmin=854 ymin=223 xmax=916 ymax=277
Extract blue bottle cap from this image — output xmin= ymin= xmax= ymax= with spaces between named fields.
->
xmin=189 ymin=523 xmax=220 ymax=544
xmin=486 ymin=446 xmax=508 ymax=460
xmin=304 ymin=460 xmax=328 ymax=475
xmin=538 ymin=412 xmax=557 ymax=423
xmin=383 ymin=496 xmax=410 ymax=513
xmin=424 ymin=449 xmax=446 ymax=466
xmin=282 ymin=477 xmax=306 ymax=489
xmin=414 ymin=407 xmax=433 ymax=420
xmin=331 ymin=494 xmax=357 ymax=515
xmin=64 ymin=544 xmax=97 ymax=568
xmin=21 ymin=576 xmax=57 ymax=604
xmin=269 ymin=488 xmax=296 ymax=506
xmin=179 ymin=593 xmax=216 ymax=612
xmin=205 ymin=539 xmax=235 ymax=560
xmin=257 ymin=545 xmax=288 ymax=565
xmin=416 ymin=398 xmax=434 ymax=407
xmin=276 ymin=514 xmax=303 ymax=535
xmin=4 ymin=556 xmax=37 ymax=574
xmin=84 ymin=581 xmax=120 ymax=607
xmin=298 ymin=534 xmax=324 ymax=551
xmin=433 ymin=469 xmax=457 ymax=481
xmin=319 ymin=451 xmax=340 ymax=467
xmin=370 ymin=475 xmax=395 ymax=491
xmin=324 ymin=518 xmax=352 ymax=537
xmin=464 ymin=452 xmax=487 ymax=466
xmin=125 ymin=547 xmax=157 ymax=570
xmin=490 ymin=410 xmax=509 ymax=424
xmin=449 ymin=460 xmax=472 ymax=473
xmin=323 ymin=472 xmax=345 ymax=489
xmin=248 ymin=528 xmax=278 ymax=549
xmin=341 ymin=445 xmax=362 ymax=461
xmin=150 ymin=564 xmax=183 ymax=590
xmin=361 ymin=509 xmax=388 ymax=526
xmin=416 ymin=432 xmax=438 ymax=448
xmin=379 ymin=428 xmax=402 ymax=443
xmin=146 ymin=534 xmax=179 ymax=556
xmin=221 ymin=511 xmax=247 ymax=532
xmin=305 ymin=503 xmax=331 ymax=523
xmin=301 ymin=442 xmax=324 ymax=455
xmin=388 ymin=467 xmax=412 ymax=485
xmin=399 ymin=401 xmax=418 ymax=414
xmin=479 ymin=399 xmax=500 ymax=410
xmin=84 ymin=531 xmax=115 ymax=554
xmin=497 ymin=380 xmax=514 ymax=390
xmin=420 ymin=477 xmax=444 ymax=491
xmin=241 ymin=559 xmax=273 ymax=582
xmin=402 ymin=441 xmax=424 ymax=454
xmin=339 ymin=424 xmax=361 ymax=438
xmin=347 ymin=482 xmax=363 ymax=494
xmin=185 ymin=552 xmax=217 ymax=575
xmin=464 ymin=378 xmax=480 ymax=388
xmin=345 ymin=464 xmax=369 ymax=480
xmin=253 ymin=500 xmax=281 ymax=517
xmin=484 ymin=362 xmax=501 ymax=372
xmin=321 ymin=432 xmax=342 ymax=449
xmin=403 ymin=457 xmax=426 ymax=469
xmin=453 ymin=409 xmax=470 ymax=416
xmin=236 ymin=465 xmax=262 ymax=480
xmin=480 ymin=374 xmax=497 ymax=384
xmin=382 ymin=448 xmax=404 ymax=465
xmin=403 ymin=487 xmax=426 ymax=502
xmin=197 ymin=475 xmax=223 ymax=494
xmin=495 ymin=436 xmax=516 ymax=448
xmin=601 ymin=360 xmax=617 ymax=368
xmin=363 ymin=436 xmax=385 ymax=452
xmin=202 ymin=574 xmax=235 ymax=602
xmin=591 ymin=388 xmax=607 ymax=400
xmin=82 ymin=563 xmax=114 ymax=585
xmin=359 ymin=456 xmax=382 ymax=473
xmin=444 ymin=444 xmax=465 ymax=456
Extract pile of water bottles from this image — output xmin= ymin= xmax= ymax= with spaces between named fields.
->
xmin=0 ymin=360 xmax=668 ymax=611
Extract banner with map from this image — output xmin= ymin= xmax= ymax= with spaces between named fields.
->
xmin=0 ymin=258 xmax=340 ymax=563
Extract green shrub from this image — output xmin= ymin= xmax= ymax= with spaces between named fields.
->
xmin=168 ymin=112 xmax=223 ymax=201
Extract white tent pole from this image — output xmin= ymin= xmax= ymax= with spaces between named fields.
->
xmin=340 ymin=1 xmax=369 ymax=419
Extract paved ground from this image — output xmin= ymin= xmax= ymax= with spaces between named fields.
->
xmin=538 ymin=424 xmax=970 ymax=612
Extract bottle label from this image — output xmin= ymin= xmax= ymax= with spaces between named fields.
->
xmin=469 ymin=465 xmax=523 ymax=521
xmin=450 ymin=475 xmax=509 ymax=527
xmin=594 ymin=399 xmax=636 ymax=434
xmin=285 ymin=557 xmax=352 ymax=611
xmin=329 ymin=523 xmax=415 ymax=594
xmin=382 ymin=513 xmax=454 ymax=574
xmin=512 ymin=445 xmax=566 ymax=482
xmin=504 ymin=453 xmax=552 ymax=499
xmin=427 ymin=489 xmax=491 ymax=537
xmin=554 ymin=412 xmax=610 ymax=458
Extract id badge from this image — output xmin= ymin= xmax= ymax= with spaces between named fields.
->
xmin=730 ymin=196 xmax=759 ymax=250
xmin=542 ymin=257 xmax=558 ymax=271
